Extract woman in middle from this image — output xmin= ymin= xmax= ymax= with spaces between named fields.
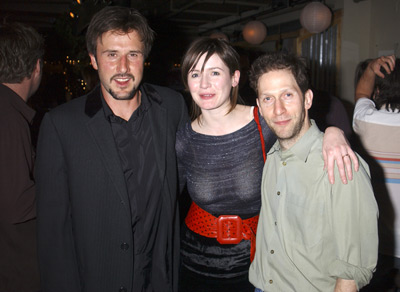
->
xmin=176 ymin=37 xmax=356 ymax=292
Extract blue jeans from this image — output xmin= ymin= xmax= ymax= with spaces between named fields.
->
xmin=255 ymin=289 xmax=263 ymax=292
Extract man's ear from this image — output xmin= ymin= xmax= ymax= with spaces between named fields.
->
xmin=304 ymin=89 xmax=313 ymax=110
xmin=29 ymin=59 xmax=42 ymax=82
xmin=89 ymin=54 xmax=98 ymax=70
xmin=35 ymin=59 xmax=41 ymax=73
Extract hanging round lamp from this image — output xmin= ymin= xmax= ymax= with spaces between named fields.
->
xmin=242 ymin=20 xmax=267 ymax=45
xmin=300 ymin=2 xmax=332 ymax=34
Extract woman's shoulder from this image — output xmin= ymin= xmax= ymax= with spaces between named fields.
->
xmin=176 ymin=121 xmax=192 ymax=138
xmin=230 ymin=104 xmax=254 ymax=131
xmin=236 ymin=104 xmax=253 ymax=116
xmin=176 ymin=121 xmax=192 ymax=152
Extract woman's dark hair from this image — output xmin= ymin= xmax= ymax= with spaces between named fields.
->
xmin=249 ymin=51 xmax=309 ymax=96
xmin=181 ymin=37 xmax=241 ymax=121
xmin=0 ymin=22 xmax=44 ymax=83
xmin=374 ymin=58 xmax=400 ymax=111
xmin=86 ymin=6 xmax=155 ymax=58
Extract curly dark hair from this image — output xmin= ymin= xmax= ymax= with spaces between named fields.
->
xmin=86 ymin=6 xmax=155 ymax=59
xmin=249 ymin=51 xmax=309 ymax=96
xmin=374 ymin=58 xmax=400 ymax=112
xmin=0 ymin=22 xmax=44 ymax=83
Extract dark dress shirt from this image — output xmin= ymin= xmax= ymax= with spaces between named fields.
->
xmin=0 ymin=83 xmax=40 ymax=292
xmin=0 ymin=83 xmax=36 ymax=223
xmin=101 ymin=91 xmax=163 ymax=288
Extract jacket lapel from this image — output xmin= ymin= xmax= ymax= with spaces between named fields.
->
xmin=142 ymin=84 xmax=168 ymax=185
xmin=84 ymin=88 xmax=130 ymax=213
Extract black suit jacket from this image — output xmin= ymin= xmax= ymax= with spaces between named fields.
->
xmin=36 ymin=84 xmax=188 ymax=292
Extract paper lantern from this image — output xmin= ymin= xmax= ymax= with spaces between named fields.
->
xmin=300 ymin=2 xmax=332 ymax=34
xmin=242 ymin=21 xmax=267 ymax=45
xmin=210 ymin=32 xmax=229 ymax=42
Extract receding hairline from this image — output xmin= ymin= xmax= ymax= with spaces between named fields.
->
xmin=94 ymin=29 xmax=145 ymax=52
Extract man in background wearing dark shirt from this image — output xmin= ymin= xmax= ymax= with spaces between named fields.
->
xmin=35 ymin=6 xmax=188 ymax=292
xmin=0 ymin=22 xmax=44 ymax=292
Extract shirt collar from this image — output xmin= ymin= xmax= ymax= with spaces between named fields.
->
xmin=0 ymin=83 xmax=36 ymax=123
xmin=101 ymin=86 xmax=152 ymax=122
xmin=269 ymin=119 xmax=321 ymax=163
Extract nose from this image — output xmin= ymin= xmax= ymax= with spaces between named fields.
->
xmin=273 ymin=99 xmax=286 ymax=116
xmin=199 ymin=74 xmax=210 ymax=89
xmin=117 ymin=55 xmax=130 ymax=74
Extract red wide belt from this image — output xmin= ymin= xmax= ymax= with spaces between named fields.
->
xmin=185 ymin=202 xmax=259 ymax=262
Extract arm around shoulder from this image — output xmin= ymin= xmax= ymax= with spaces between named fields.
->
xmin=322 ymin=126 xmax=358 ymax=185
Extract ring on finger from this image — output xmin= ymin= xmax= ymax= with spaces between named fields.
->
xmin=342 ymin=154 xmax=350 ymax=159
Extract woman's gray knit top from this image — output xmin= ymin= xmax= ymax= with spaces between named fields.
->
xmin=176 ymin=112 xmax=276 ymax=278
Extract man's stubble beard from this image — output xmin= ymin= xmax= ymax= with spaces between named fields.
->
xmin=108 ymin=73 xmax=140 ymax=100
xmin=108 ymin=87 xmax=139 ymax=101
xmin=270 ymin=106 xmax=307 ymax=144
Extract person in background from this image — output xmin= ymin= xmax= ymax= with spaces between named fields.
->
xmin=176 ymin=37 xmax=359 ymax=292
xmin=309 ymin=88 xmax=353 ymax=140
xmin=0 ymin=21 xmax=43 ymax=292
xmin=249 ymin=51 xmax=378 ymax=292
xmin=353 ymin=55 xmax=400 ymax=291
xmin=35 ymin=6 xmax=188 ymax=292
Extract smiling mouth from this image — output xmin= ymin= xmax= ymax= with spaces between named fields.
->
xmin=112 ymin=75 xmax=134 ymax=86
xmin=200 ymin=94 xmax=214 ymax=99
xmin=274 ymin=119 xmax=291 ymax=126
xmin=115 ymin=77 xmax=130 ymax=82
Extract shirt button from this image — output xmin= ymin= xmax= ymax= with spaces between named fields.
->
xmin=269 ymin=279 xmax=273 ymax=284
xmin=277 ymin=191 xmax=280 ymax=196
xmin=119 ymin=287 xmax=127 ymax=292
xmin=120 ymin=243 xmax=129 ymax=250
xmin=275 ymin=221 xmax=277 ymax=226
xmin=282 ymin=161 xmax=287 ymax=166
xmin=270 ymin=250 xmax=274 ymax=254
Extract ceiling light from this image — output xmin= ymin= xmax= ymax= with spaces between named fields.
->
xmin=242 ymin=21 xmax=267 ymax=45
xmin=300 ymin=2 xmax=332 ymax=34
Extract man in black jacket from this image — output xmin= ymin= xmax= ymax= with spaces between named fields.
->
xmin=36 ymin=6 xmax=188 ymax=292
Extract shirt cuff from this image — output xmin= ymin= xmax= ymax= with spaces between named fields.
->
xmin=328 ymin=259 xmax=375 ymax=290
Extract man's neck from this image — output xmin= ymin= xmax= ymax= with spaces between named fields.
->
xmin=2 ymin=82 xmax=29 ymax=102
xmin=103 ymin=90 xmax=141 ymax=121
xmin=279 ymin=119 xmax=311 ymax=151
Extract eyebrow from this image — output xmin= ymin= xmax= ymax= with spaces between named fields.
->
xmin=190 ymin=66 xmax=224 ymax=72
xmin=260 ymin=87 xmax=295 ymax=95
xmin=206 ymin=66 xmax=224 ymax=70
xmin=129 ymin=50 xmax=143 ymax=54
xmin=101 ymin=49 xmax=143 ymax=54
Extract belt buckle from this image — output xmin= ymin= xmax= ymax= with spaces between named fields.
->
xmin=216 ymin=215 xmax=242 ymax=244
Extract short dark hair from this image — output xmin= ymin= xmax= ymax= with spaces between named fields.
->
xmin=0 ymin=22 xmax=44 ymax=83
xmin=249 ymin=51 xmax=309 ymax=96
xmin=181 ymin=37 xmax=241 ymax=120
xmin=86 ymin=6 xmax=155 ymax=59
xmin=374 ymin=58 xmax=400 ymax=112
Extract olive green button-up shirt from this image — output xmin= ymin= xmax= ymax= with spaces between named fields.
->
xmin=249 ymin=121 xmax=378 ymax=291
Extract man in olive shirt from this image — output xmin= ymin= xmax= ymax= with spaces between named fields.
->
xmin=248 ymin=52 xmax=378 ymax=291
